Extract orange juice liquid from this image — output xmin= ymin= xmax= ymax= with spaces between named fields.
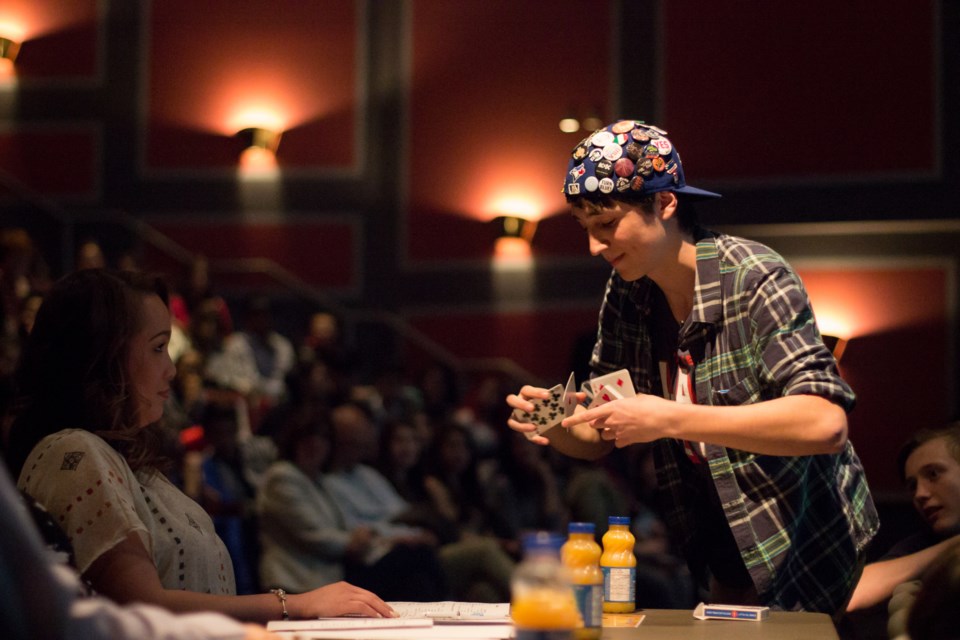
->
xmin=600 ymin=519 xmax=636 ymax=613
xmin=511 ymin=587 xmax=580 ymax=640
xmin=561 ymin=526 xmax=603 ymax=640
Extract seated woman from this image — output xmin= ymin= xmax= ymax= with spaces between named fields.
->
xmin=5 ymin=269 xmax=393 ymax=624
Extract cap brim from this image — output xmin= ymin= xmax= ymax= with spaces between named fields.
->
xmin=674 ymin=185 xmax=722 ymax=200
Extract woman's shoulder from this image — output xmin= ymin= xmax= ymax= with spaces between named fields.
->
xmin=31 ymin=429 xmax=121 ymax=460
xmin=20 ymin=428 xmax=132 ymax=484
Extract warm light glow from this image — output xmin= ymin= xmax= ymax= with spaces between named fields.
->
xmin=239 ymin=146 xmax=279 ymax=173
xmin=797 ymin=263 xmax=949 ymax=340
xmin=559 ymin=117 xmax=580 ymax=133
xmin=485 ymin=194 xmax=545 ymax=222
xmin=582 ymin=115 xmax=604 ymax=131
xmin=812 ymin=314 xmax=853 ymax=341
xmin=494 ymin=237 xmax=532 ymax=261
xmin=227 ymin=107 xmax=286 ymax=137
xmin=0 ymin=57 xmax=14 ymax=79
xmin=0 ymin=22 xmax=27 ymax=43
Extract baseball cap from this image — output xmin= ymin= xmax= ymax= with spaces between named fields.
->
xmin=563 ymin=119 xmax=721 ymax=201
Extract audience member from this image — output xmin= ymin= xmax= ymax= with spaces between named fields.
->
xmin=483 ymin=430 xmax=565 ymax=556
xmin=258 ymin=414 xmax=444 ymax=601
xmin=169 ymin=255 xmax=233 ymax=337
xmin=377 ymin=417 xmax=515 ymax=602
xmin=847 ymin=423 xmax=960 ymax=612
xmin=326 ymin=402 xmax=446 ymax=601
xmin=905 ymin=538 xmax=960 ymax=640
xmin=257 ymin=358 xmax=349 ymax=444
xmin=220 ymin=295 xmax=296 ymax=412
xmin=4 ymin=269 xmax=393 ymax=623
xmin=199 ymin=403 xmax=261 ymax=595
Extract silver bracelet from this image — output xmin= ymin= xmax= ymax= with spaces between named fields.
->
xmin=270 ymin=588 xmax=290 ymax=620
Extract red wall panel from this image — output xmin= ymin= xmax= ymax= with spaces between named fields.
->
xmin=144 ymin=0 xmax=358 ymax=171
xmin=0 ymin=128 xmax=98 ymax=197
xmin=662 ymin=1 xmax=938 ymax=182
xmin=407 ymin=0 xmax=612 ymax=263
xmin=408 ymin=306 xmax=601 ymax=384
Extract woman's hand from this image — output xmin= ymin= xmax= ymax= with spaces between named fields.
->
xmin=288 ymin=581 xmax=396 ymax=619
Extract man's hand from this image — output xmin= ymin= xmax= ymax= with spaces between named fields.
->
xmin=561 ymin=393 xmax=677 ymax=447
xmin=505 ymin=385 xmax=555 ymax=446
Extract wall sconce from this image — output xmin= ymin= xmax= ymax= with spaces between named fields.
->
xmin=235 ymin=127 xmax=281 ymax=154
xmin=581 ymin=109 xmax=604 ymax=132
xmin=493 ymin=215 xmax=537 ymax=261
xmin=560 ymin=107 xmax=604 ymax=134
xmin=822 ymin=334 xmax=849 ymax=362
xmin=496 ymin=215 xmax=537 ymax=243
xmin=0 ymin=37 xmax=21 ymax=63
xmin=559 ymin=113 xmax=580 ymax=133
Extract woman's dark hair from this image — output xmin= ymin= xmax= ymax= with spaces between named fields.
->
xmin=5 ymin=269 xmax=171 ymax=477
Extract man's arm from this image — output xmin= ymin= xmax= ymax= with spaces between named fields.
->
xmin=561 ymin=392 xmax=847 ymax=456
xmin=846 ymin=534 xmax=960 ymax=611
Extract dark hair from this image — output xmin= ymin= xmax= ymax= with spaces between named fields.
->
xmin=567 ymin=192 xmax=700 ymax=233
xmin=897 ymin=422 xmax=960 ymax=484
xmin=5 ymin=269 xmax=171 ymax=477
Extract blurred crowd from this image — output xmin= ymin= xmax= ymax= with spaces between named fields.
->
xmin=0 ymin=226 xmax=696 ymax=606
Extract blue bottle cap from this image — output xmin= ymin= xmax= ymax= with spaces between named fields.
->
xmin=521 ymin=531 xmax=565 ymax=554
xmin=608 ymin=516 xmax=631 ymax=525
xmin=568 ymin=522 xmax=596 ymax=534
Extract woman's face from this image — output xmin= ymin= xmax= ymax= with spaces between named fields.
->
xmin=126 ymin=294 xmax=175 ymax=428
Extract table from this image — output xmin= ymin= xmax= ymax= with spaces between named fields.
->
xmin=602 ymin=609 xmax=839 ymax=639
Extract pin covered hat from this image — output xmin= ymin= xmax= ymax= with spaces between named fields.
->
xmin=564 ymin=120 xmax=721 ymax=201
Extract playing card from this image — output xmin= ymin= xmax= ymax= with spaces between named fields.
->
xmin=513 ymin=383 xmax=566 ymax=434
xmin=562 ymin=371 xmax=578 ymax=418
xmin=590 ymin=369 xmax=636 ymax=399
xmin=587 ymin=383 xmax=624 ymax=409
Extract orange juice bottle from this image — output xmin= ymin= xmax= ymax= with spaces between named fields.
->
xmin=600 ymin=516 xmax=636 ymax=613
xmin=511 ymin=532 xmax=580 ymax=640
xmin=561 ymin=522 xmax=603 ymax=640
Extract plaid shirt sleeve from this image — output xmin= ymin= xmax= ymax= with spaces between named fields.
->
xmin=742 ymin=258 xmax=856 ymax=410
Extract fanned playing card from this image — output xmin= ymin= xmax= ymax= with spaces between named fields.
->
xmin=590 ymin=369 xmax=636 ymax=399
xmin=587 ymin=383 xmax=623 ymax=409
xmin=587 ymin=369 xmax=635 ymax=409
xmin=514 ymin=372 xmax=580 ymax=435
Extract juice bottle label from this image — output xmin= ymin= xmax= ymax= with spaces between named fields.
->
xmin=602 ymin=566 xmax=636 ymax=603
xmin=571 ymin=584 xmax=603 ymax=629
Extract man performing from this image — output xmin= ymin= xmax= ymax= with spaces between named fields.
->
xmin=506 ymin=119 xmax=878 ymax=616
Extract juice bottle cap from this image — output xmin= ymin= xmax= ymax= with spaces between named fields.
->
xmin=608 ymin=516 xmax=631 ymax=525
xmin=521 ymin=531 xmax=565 ymax=554
xmin=568 ymin=522 xmax=595 ymax=534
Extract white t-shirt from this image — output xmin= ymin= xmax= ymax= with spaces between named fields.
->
xmin=18 ymin=429 xmax=235 ymax=595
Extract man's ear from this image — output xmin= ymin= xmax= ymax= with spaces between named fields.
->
xmin=658 ymin=191 xmax=679 ymax=221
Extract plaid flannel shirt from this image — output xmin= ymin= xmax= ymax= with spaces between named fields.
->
xmin=590 ymin=229 xmax=879 ymax=615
